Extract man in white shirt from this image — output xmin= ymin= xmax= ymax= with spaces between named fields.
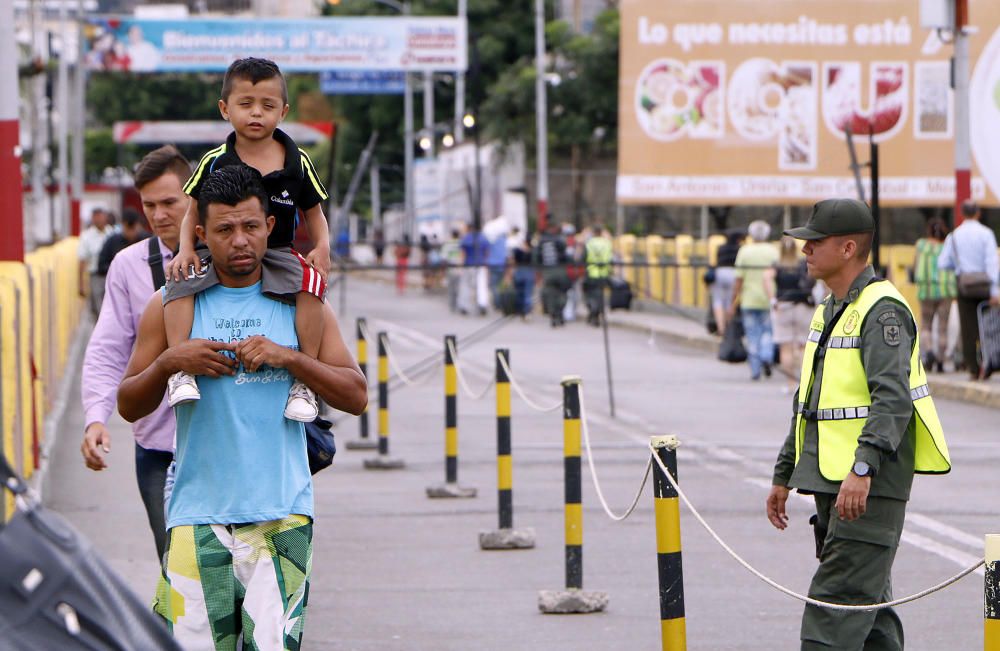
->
xmin=77 ymin=207 xmax=115 ymax=319
xmin=937 ymin=200 xmax=1000 ymax=380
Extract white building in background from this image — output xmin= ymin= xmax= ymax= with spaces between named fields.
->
xmin=557 ymin=0 xmax=609 ymax=34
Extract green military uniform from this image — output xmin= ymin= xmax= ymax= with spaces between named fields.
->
xmin=775 ymin=199 xmax=950 ymax=650
xmin=583 ymin=234 xmax=613 ymax=325
xmin=774 ymin=267 xmax=914 ymax=649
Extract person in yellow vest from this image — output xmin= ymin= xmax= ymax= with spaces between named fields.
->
xmin=583 ymin=224 xmax=614 ymax=326
xmin=766 ymin=198 xmax=950 ymax=650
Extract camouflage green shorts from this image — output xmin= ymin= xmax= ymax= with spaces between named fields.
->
xmin=153 ymin=515 xmax=312 ymax=651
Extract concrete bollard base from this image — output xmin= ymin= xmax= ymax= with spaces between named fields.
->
xmin=363 ymin=456 xmax=406 ymax=470
xmin=426 ymin=483 xmax=477 ymax=498
xmin=479 ymin=527 xmax=536 ymax=550
xmin=345 ymin=439 xmax=379 ymax=450
xmin=537 ymin=588 xmax=609 ymax=614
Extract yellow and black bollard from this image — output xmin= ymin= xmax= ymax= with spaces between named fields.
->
xmin=427 ymin=335 xmax=476 ymax=498
xmin=652 ymin=435 xmax=686 ymax=650
xmin=987 ymin=534 xmax=1000 ymax=650
xmin=538 ymin=376 xmax=608 ymax=614
xmin=363 ymin=332 xmax=405 ymax=469
xmin=346 ymin=317 xmax=377 ymax=450
xmin=479 ymin=349 xmax=534 ymax=549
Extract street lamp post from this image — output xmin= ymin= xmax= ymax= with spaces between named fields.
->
xmin=534 ymin=0 xmax=549 ymax=233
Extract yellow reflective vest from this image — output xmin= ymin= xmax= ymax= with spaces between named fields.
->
xmin=795 ymin=280 xmax=951 ymax=481
xmin=585 ymin=236 xmax=613 ymax=279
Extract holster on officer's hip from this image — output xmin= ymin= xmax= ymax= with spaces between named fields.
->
xmin=808 ymin=514 xmax=827 ymax=560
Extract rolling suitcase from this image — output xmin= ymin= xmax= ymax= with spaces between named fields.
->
xmin=977 ymin=302 xmax=1000 ymax=378
xmin=608 ymin=277 xmax=633 ymax=310
xmin=0 ymin=453 xmax=181 ymax=651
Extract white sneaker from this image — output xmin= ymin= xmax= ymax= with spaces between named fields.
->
xmin=167 ymin=371 xmax=200 ymax=407
xmin=284 ymin=380 xmax=318 ymax=422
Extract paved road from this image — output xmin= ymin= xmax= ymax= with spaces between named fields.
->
xmin=46 ymin=277 xmax=996 ymax=650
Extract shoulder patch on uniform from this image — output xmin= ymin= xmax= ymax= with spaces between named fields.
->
xmin=883 ymin=324 xmax=901 ymax=346
xmin=876 ymin=310 xmax=899 ymax=325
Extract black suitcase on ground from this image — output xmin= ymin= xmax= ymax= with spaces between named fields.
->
xmin=608 ymin=278 xmax=633 ymax=310
xmin=0 ymin=454 xmax=181 ymax=650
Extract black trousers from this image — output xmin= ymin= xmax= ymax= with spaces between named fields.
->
xmin=956 ymin=295 xmax=982 ymax=375
xmin=134 ymin=443 xmax=173 ymax=562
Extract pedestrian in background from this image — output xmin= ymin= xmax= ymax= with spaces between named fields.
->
xmin=486 ymin=222 xmax=509 ymax=308
xmin=80 ymin=146 xmax=191 ymax=562
xmin=913 ymin=217 xmax=956 ymax=372
xmin=583 ymin=224 xmax=613 ymax=326
xmin=562 ymin=222 xmax=582 ymax=323
xmin=441 ymin=227 xmax=463 ymax=312
xmin=78 ymin=207 xmax=115 ymax=319
xmin=395 ymin=234 xmax=412 ymax=295
xmin=458 ymin=225 xmax=490 ymax=315
xmin=373 ymin=228 xmax=386 ymax=265
xmin=768 ymin=198 xmax=950 ymax=650
xmin=97 ymin=207 xmax=149 ymax=276
xmin=730 ymin=219 xmax=779 ymax=380
xmin=535 ymin=221 xmax=570 ymax=327
xmin=937 ymin=200 xmax=999 ymax=380
xmin=708 ymin=229 xmax=743 ymax=336
xmin=772 ymin=236 xmax=815 ymax=393
xmin=511 ymin=233 xmax=535 ymax=318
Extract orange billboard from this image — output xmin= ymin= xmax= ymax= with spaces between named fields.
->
xmin=618 ymin=0 xmax=1000 ymax=206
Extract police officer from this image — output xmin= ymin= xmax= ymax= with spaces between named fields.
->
xmin=766 ymin=198 xmax=951 ymax=650
xmin=583 ymin=224 xmax=613 ymax=326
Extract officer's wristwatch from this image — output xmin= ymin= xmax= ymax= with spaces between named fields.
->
xmin=852 ymin=461 xmax=874 ymax=478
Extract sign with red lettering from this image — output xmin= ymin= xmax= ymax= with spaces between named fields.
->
xmin=618 ymin=0 xmax=1000 ymax=205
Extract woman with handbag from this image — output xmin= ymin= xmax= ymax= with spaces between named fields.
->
xmin=913 ymin=217 xmax=956 ymax=372
xmin=936 ymin=201 xmax=1000 ymax=380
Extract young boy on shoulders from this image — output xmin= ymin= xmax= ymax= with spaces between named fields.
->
xmin=164 ymin=57 xmax=330 ymax=422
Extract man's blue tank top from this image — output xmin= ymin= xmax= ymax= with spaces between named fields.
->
xmin=166 ymin=282 xmax=313 ymax=529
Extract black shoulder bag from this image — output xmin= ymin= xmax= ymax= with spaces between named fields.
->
xmin=148 ymin=237 xmax=166 ymax=291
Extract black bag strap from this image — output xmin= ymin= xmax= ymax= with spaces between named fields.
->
xmin=0 ymin=453 xmax=27 ymax=495
xmin=148 ymin=237 xmax=166 ymax=291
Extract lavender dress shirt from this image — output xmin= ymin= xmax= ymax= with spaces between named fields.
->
xmin=82 ymin=238 xmax=175 ymax=451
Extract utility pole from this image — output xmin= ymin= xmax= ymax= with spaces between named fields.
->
xmin=0 ymin=0 xmax=25 ymax=261
xmin=953 ymin=0 xmax=971 ymax=227
xmin=403 ymin=1 xmax=416 ymax=241
xmin=57 ymin=0 xmax=71 ymax=239
xmin=534 ymin=0 xmax=549 ymax=233
xmin=424 ymin=73 xmax=435 ymax=158
xmin=454 ymin=0 xmax=467 ymax=144
xmin=370 ymin=156 xmax=381 ymax=232
xmin=71 ymin=0 xmax=86 ymax=236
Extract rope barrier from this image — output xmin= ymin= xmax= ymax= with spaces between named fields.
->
xmin=496 ymin=354 xmax=562 ymax=412
xmin=446 ymin=338 xmax=495 ymax=400
xmin=578 ymin=387 xmax=650 ymax=522
xmin=647 ymin=444 xmax=984 ymax=611
xmin=380 ymin=333 xmax=433 ymax=387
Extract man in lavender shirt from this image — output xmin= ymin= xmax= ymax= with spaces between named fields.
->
xmin=80 ymin=145 xmax=191 ymax=560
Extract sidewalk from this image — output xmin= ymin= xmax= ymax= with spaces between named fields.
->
xmin=607 ymin=299 xmax=1000 ymax=410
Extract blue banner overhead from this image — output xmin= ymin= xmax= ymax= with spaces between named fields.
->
xmin=83 ymin=17 xmax=467 ymax=73
xmin=320 ymin=71 xmax=406 ymax=95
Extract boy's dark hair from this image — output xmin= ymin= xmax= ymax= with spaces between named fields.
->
xmin=221 ymin=57 xmax=288 ymax=104
xmin=133 ymin=145 xmax=192 ymax=191
xmin=197 ymin=164 xmax=270 ymax=225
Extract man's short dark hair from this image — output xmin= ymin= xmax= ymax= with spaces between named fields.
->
xmin=850 ymin=231 xmax=873 ymax=261
xmin=133 ymin=145 xmax=192 ymax=190
xmin=962 ymin=200 xmax=980 ymax=218
xmin=196 ymin=164 xmax=269 ymax=225
xmin=121 ymin=208 xmax=142 ymax=227
xmin=221 ymin=57 xmax=288 ymax=104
